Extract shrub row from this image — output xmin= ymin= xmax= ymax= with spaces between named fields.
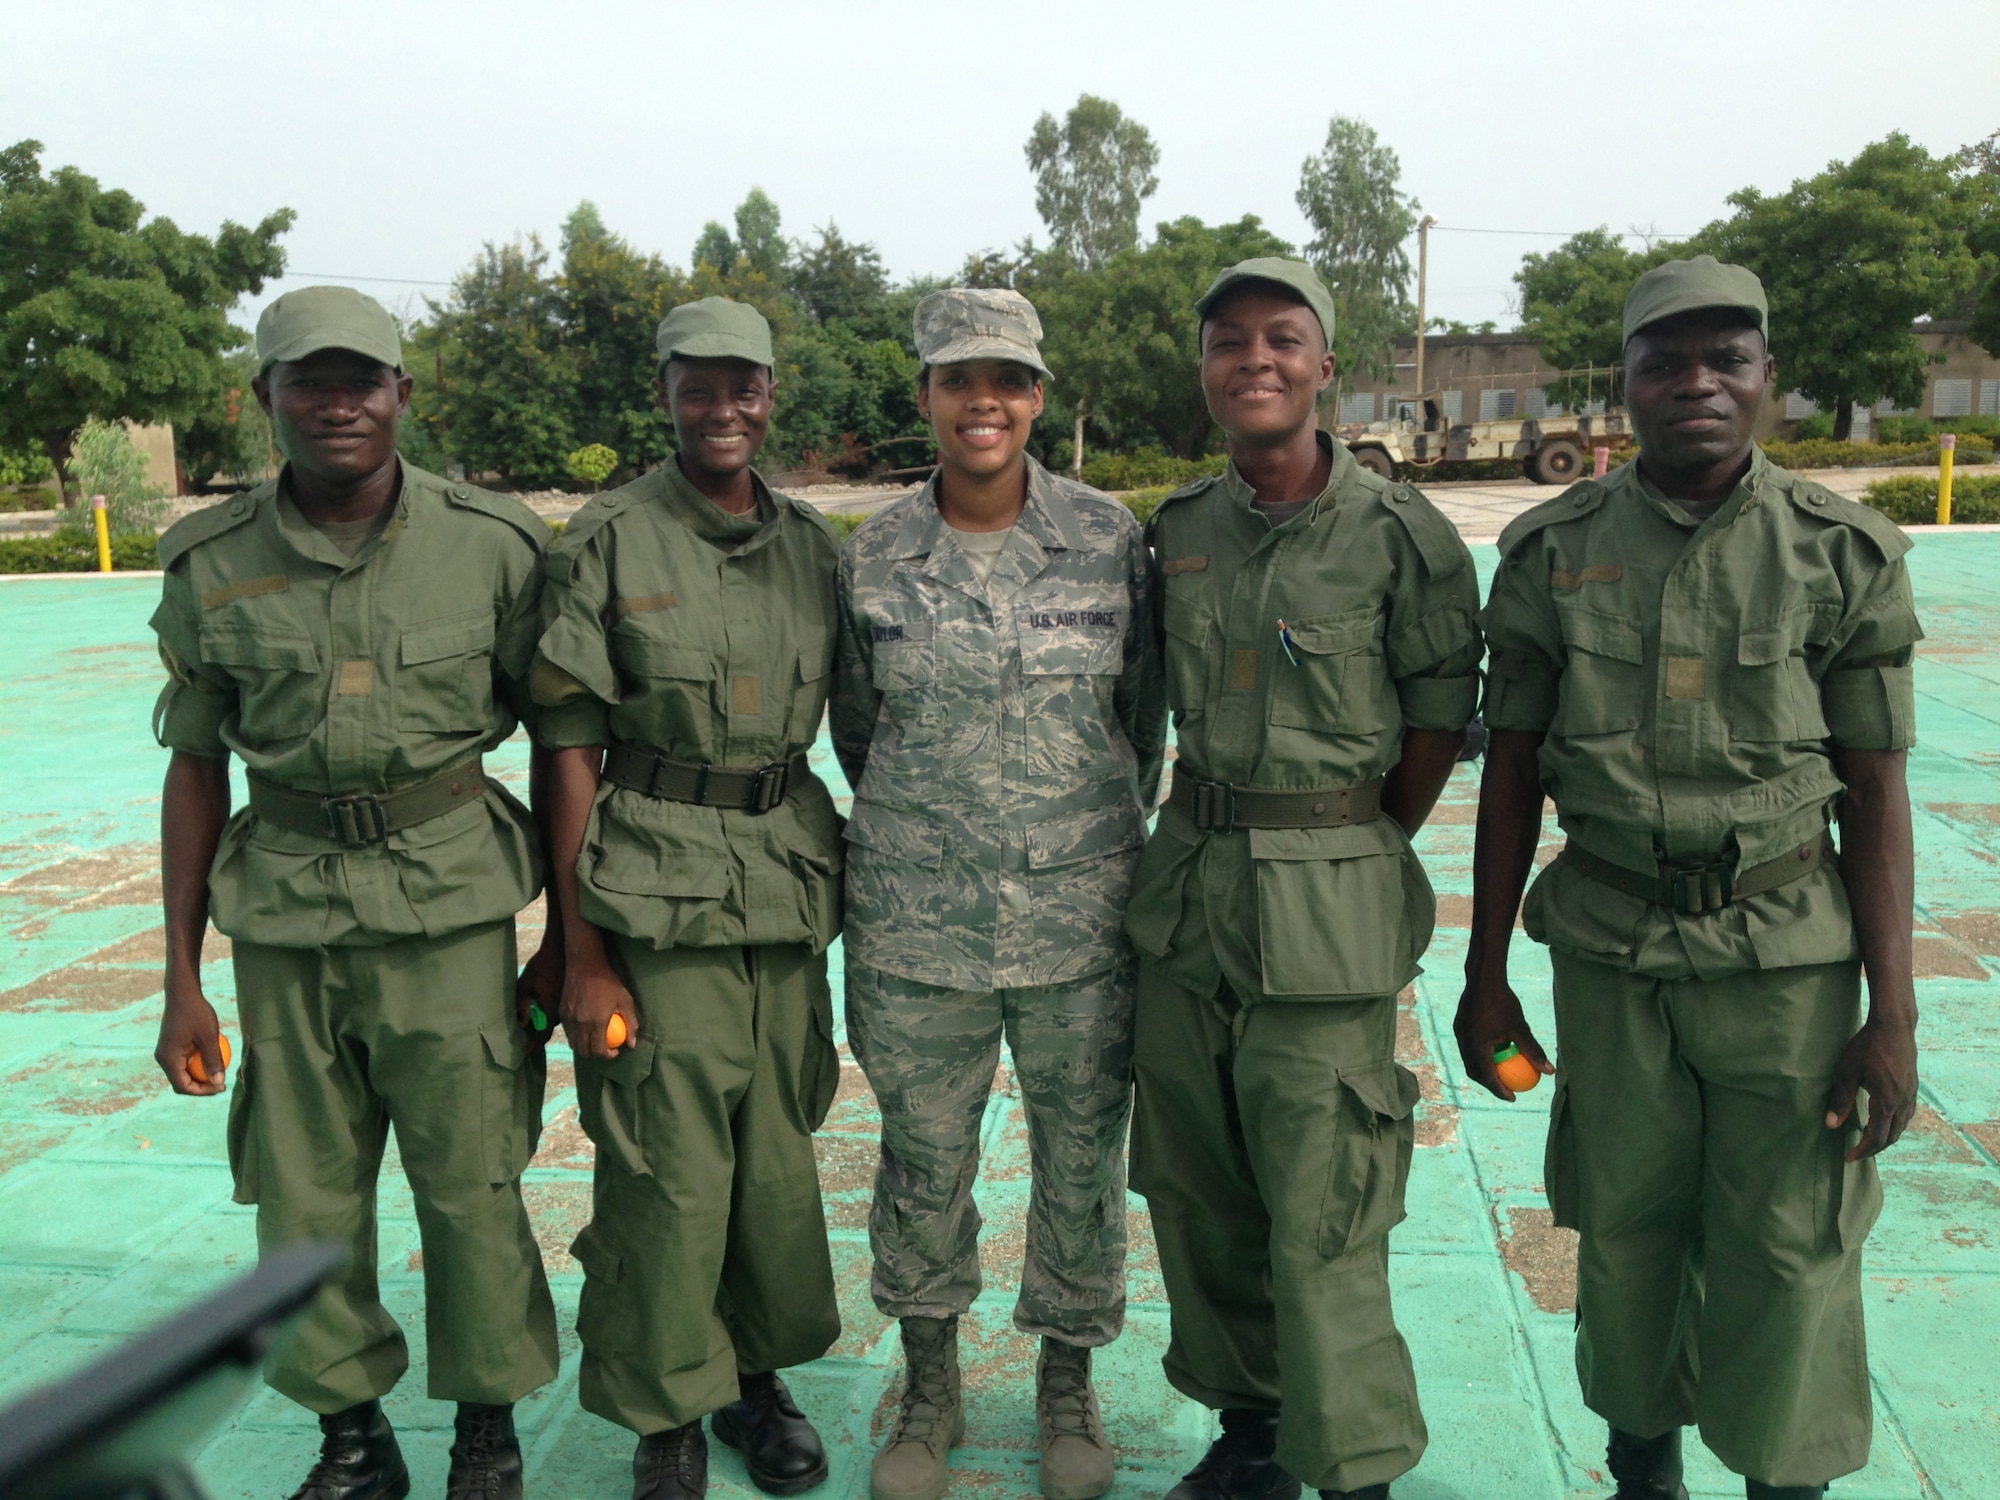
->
xmin=1763 ymin=436 xmax=1994 ymax=471
xmin=0 ymin=533 xmax=160 ymax=573
xmin=1080 ymin=450 xmax=1225 ymax=492
xmin=1859 ymin=474 xmax=2000 ymax=525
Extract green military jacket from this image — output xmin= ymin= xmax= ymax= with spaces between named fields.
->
xmin=830 ymin=458 xmax=1167 ymax=990
xmin=1483 ymin=448 xmax=1922 ymax=980
xmin=151 ymin=463 xmax=548 ymax=948
xmin=531 ymin=460 xmax=844 ymax=954
xmin=1125 ymin=435 xmax=1483 ymax=1001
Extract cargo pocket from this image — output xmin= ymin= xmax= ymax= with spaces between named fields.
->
xmin=1543 ymin=1076 xmax=1581 ymax=1229
xmin=1251 ymin=827 xmax=1414 ymax=996
xmin=1821 ymin=1133 xmax=1884 ymax=1253
xmin=1551 ymin=605 xmax=1643 ymax=737
xmin=1733 ymin=608 xmax=1829 ymax=743
xmin=479 ymin=1019 xmax=537 ymax=1185
xmin=789 ymin=631 xmax=834 ymax=744
xmin=570 ymin=1220 xmax=632 ymax=1353
xmin=1319 ymin=1062 xmax=1421 ymax=1258
xmin=800 ymin=969 xmax=841 ymax=1131
xmin=200 ymin=624 xmax=322 ymax=740
xmin=576 ymin=1036 xmax=656 ymax=1177
xmin=1268 ymin=604 xmax=1383 ymax=731
xmin=226 ymin=1045 xmax=260 ymax=1206
xmin=398 ymin=608 xmax=496 ymax=733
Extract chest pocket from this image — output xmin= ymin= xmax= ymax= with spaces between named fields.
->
xmin=398 ymin=608 xmax=496 ymax=733
xmin=1552 ymin=604 xmax=1644 ymax=738
xmin=1267 ymin=605 xmax=1385 ymax=732
xmin=201 ymin=621 xmax=322 ymax=741
xmin=610 ymin=624 xmax=716 ymax=752
xmin=866 ymin=610 xmax=935 ymax=692
xmin=1163 ymin=589 xmax=1214 ymax=718
xmin=789 ymin=630 xmax=834 ymax=746
xmin=1732 ymin=606 xmax=1831 ymax=743
xmin=1017 ymin=603 xmax=1123 ymax=678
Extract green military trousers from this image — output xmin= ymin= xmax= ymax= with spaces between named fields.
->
xmin=572 ymin=939 xmax=842 ymax=1435
xmin=844 ymin=959 xmax=1134 ymax=1347
xmin=1130 ymin=964 xmax=1426 ymax=1494
xmin=229 ymin=920 xmax=558 ymax=1413
xmin=1547 ymin=952 xmax=1883 ymax=1488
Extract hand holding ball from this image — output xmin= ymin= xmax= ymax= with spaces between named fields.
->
xmin=187 ymin=1033 xmax=232 ymax=1085
xmin=606 ymin=1013 xmax=628 ymax=1050
xmin=1493 ymin=1043 xmax=1541 ymax=1095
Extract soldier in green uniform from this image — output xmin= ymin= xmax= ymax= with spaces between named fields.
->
xmin=151 ymin=285 xmax=558 ymax=1500
xmin=829 ymin=288 xmax=1167 ymax=1500
xmin=530 ymin=298 xmax=844 ymax=1500
xmin=1456 ymin=258 xmax=1922 ymax=1500
xmin=1125 ymin=259 xmax=1482 ymax=1500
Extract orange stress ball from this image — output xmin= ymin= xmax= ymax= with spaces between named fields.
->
xmin=605 ymin=1013 xmax=628 ymax=1050
xmin=188 ymin=1033 xmax=232 ymax=1085
xmin=1493 ymin=1043 xmax=1541 ymax=1095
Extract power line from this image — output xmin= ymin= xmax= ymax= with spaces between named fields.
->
xmin=286 ymin=271 xmax=452 ymax=286
xmin=1430 ymin=226 xmax=1692 ymax=239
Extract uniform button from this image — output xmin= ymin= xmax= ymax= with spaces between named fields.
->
xmin=1392 ymin=491 xmax=1408 ymax=504
xmin=1809 ymin=495 xmax=1826 ymax=506
xmin=230 ymin=501 xmax=247 ymax=516
xmin=1574 ymin=495 xmax=1590 ymax=507
xmin=1312 ymin=801 xmax=1327 ymax=815
xmin=449 ymin=781 xmax=463 ymax=795
xmin=451 ymin=484 xmax=470 ymax=500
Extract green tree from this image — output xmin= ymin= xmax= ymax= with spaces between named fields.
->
xmin=411 ymin=236 xmax=577 ymax=486
xmin=1704 ymin=133 xmax=1983 ymax=437
xmin=175 ymin=347 xmax=275 ymax=489
xmin=1039 ymin=215 xmax=1294 ymax=459
xmin=560 ymin=201 xmax=684 ymax=476
xmin=734 ymin=188 xmax=786 ymax=280
xmin=692 ymin=220 xmax=736 ymax=271
xmin=789 ymin=221 xmax=892 ymax=336
xmin=1025 ymin=95 xmax=1161 ymax=271
xmin=1959 ymin=129 xmax=2000 ymax=356
xmin=1295 ymin=117 xmax=1419 ymax=387
xmin=0 ymin=139 xmax=291 ymax=495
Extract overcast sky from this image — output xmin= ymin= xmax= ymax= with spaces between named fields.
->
xmin=6 ymin=0 xmax=1997 ymax=337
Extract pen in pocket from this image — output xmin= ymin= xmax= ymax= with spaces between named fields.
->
xmin=1277 ymin=618 xmax=1300 ymax=667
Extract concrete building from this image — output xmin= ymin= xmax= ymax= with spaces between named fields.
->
xmin=1331 ymin=321 xmax=2000 ymax=439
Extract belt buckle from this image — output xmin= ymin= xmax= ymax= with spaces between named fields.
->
xmin=1194 ymin=778 xmax=1236 ymax=834
xmin=324 ymin=792 xmax=389 ymax=846
xmin=747 ymin=761 xmax=791 ymax=815
xmin=1668 ymin=860 xmax=1733 ymax=915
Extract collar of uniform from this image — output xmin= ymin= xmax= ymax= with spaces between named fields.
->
xmin=888 ymin=454 xmax=1083 ymax=562
xmin=1628 ymin=444 xmax=1768 ymax=531
xmin=272 ymin=461 xmax=412 ymax=571
xmin=653 ymin=456 xmax=777 ymax=548
xmin=1218 ymin=430 xmax=1353 ymax=526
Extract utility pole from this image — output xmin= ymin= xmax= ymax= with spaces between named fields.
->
xmin=1073 ymin=405 xmax=1085 ymax=479
xmin=1414 ymin=215 xmax=1437 ymax=396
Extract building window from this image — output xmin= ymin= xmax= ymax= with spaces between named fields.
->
xmin=1442 ymin=390 xmax=1463 ymax=423
xmin=1933 ymin=379 xmax=1973 ymax=419
xmin=1479 ymin=388 xmax=1519 ymax=421
xmin=1526 ymin=388 xmax=1561 ymax=419
xmin=1784 ymin=391 xmax=1819 ymax=419
xmin=1338 ymin=391 xmax=1376 ymax=423
xmin=1981 ymin=380 xmax=2000 ymax=417
xmin=1851 ymin=406 xmax=1872 ymax=439
xmin=1584 ymin=398 xmax=1607 ymax=416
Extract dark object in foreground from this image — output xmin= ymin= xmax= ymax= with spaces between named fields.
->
xmin=0 ymin=1241 xmax=344 ymax=1500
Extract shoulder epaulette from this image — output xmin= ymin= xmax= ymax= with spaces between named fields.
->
xmin=157 ymin=486 xmax=266 ymax=570
xmin=1496 ymin=482 xmax=1608 ymax=557
xmin=432 ymin=473 xmax=550 ymax=551
xmin=1144 ymin=472 xmax=1221 ymax=540
xmin=1772 ymin=470 xmax=1912 ymax=562
xmin=774 ymin=488 xmax=842 ymax=549
xmin=1378 ymin=481 xmax=1470 ymax=577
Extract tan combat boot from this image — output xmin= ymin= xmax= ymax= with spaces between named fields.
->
xmin=871 ymin=1315 xmax=964 ymax=1500
xmin=1036 ymin=1339 xmax=1113 ymax=1500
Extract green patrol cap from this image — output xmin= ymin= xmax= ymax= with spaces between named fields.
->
xmin=1195 ymin=257 xmax=1336 ymax=352
xmin=913 ymin=287 xmax=1051 ymax=378
xmin=255 ymin=285 xmax=403 ymax=374
xmin=1623 ymin=254 xmax=1768 ymax=344
xmin=655 ymin=297 xmax=774 ymax=372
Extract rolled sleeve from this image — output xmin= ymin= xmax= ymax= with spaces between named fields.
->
xmin=1385 ymin=524 xmax=1483 ymax=732
xmin=149 ymin=569 xmax=232 ymax=755
xmin=529 ymin=532 xmax=619 ymax=749
xmin=1398 ymin=670 xmax=1481 ymax=731
xmin=1480 ymin=555 xmax=1563 ymax=735
xmin=1818 ymin=554 xmax=1922 ymax=752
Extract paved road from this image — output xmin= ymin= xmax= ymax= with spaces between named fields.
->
xmin=0 ymin=544 xmax=1996 ymax=1496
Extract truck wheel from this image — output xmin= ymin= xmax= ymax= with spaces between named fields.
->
xmin=1353 ymin=447 xmax=1393 ymax=478
xmin=1532 ymin=438 xmax=1584 ymax=484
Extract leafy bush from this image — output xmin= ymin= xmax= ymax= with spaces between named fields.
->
xmin=1874 ymin=415 xmax=1935 ymax=445
xmin=1762 ymin=436 xmax=1994 ymax=470
xmin=1793 ymin=412 xmax=1836 ymax=440
xmin=0 ymin=486 xmax=59 ymax=513
xmin=0 ymin=444 xmax=55 ymax=488
xmin=1081 ymin=447 xmax=1225 ymax=492
xmin=1860 ymin=474 xmax=2000 ymax=524
xmin=566 ymin=443 xmax=619 ymax=489
xmin=0 ymin=533 xmax=160 ymax=573
xmin=823 ymin=512 xmax=871 ymax=542
xmin=70 ymin=419 xmax=169 ymax=536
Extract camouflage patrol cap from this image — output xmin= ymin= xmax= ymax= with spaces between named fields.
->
xmin=913 ymin=287 xmax=1051 ymax=378
xmin=255 ymin=285 xmax=403 ymax=374
xmin=1623 ymin=255 xmax=1768 ymax=344
xmin=656 ymin=297 xmax=775 ymax=372
xmin=1195 ymin=258 xmax=1336 ymax=352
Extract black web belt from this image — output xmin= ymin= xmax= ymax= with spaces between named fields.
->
xmin=1166 ymin=772 xmax=1386 ymax=833
xmin=1561 ymin=833 xmax=1837 ymax=916
xmin=603 ymin=741 xmax=808 ymax=816
xmin=247 ymin=756 xmax=488 ymax=847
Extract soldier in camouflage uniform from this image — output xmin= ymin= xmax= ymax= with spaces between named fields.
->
xmin=529 ymin=299 xmax=845 ymax=1500
xmin=151 ymin=286 xmax=557 ymax=1500
xmin=830 ymin=288 xmax=1167 ymax=1500
xmin=1456 ymin=258 xmax=1922 ymax=1500
xmin=1125 ymin=260 xmax=1482 ymax=1500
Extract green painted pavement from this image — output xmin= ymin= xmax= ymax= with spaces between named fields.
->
xmin=0 ymin=537 xmax=1995 ymax=1499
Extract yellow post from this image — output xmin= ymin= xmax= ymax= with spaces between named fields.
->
xmin=1936 ymin=433 xmax=1956 ymax=525
xmin=92 ymin=494 xmax=111 ymax=573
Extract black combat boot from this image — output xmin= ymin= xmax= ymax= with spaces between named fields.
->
xmin=286 ymin=1399 xmax=410 ymax=1500
xmin=1744 ymin=1482 xmax=1827 ymax=1499
xmin=1164 ymin=1409 xmax=1301 ymax=1500
xmin=447 ymin=1402 xmax=523 ymax=1500
xmin=1607 ymin=1427 xmax=1688 ymax=1500
xmin=1318 ymin=1486 xmax=1390 ymax=1500
xmin=634 ymin=1419 xmax=709 ymax=1500
xmin=712 ymin=1371 xmax=829 ymax=1494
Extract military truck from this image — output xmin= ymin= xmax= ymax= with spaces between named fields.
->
xmin=1336 ymin=367 xmax=1633 ymax=484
